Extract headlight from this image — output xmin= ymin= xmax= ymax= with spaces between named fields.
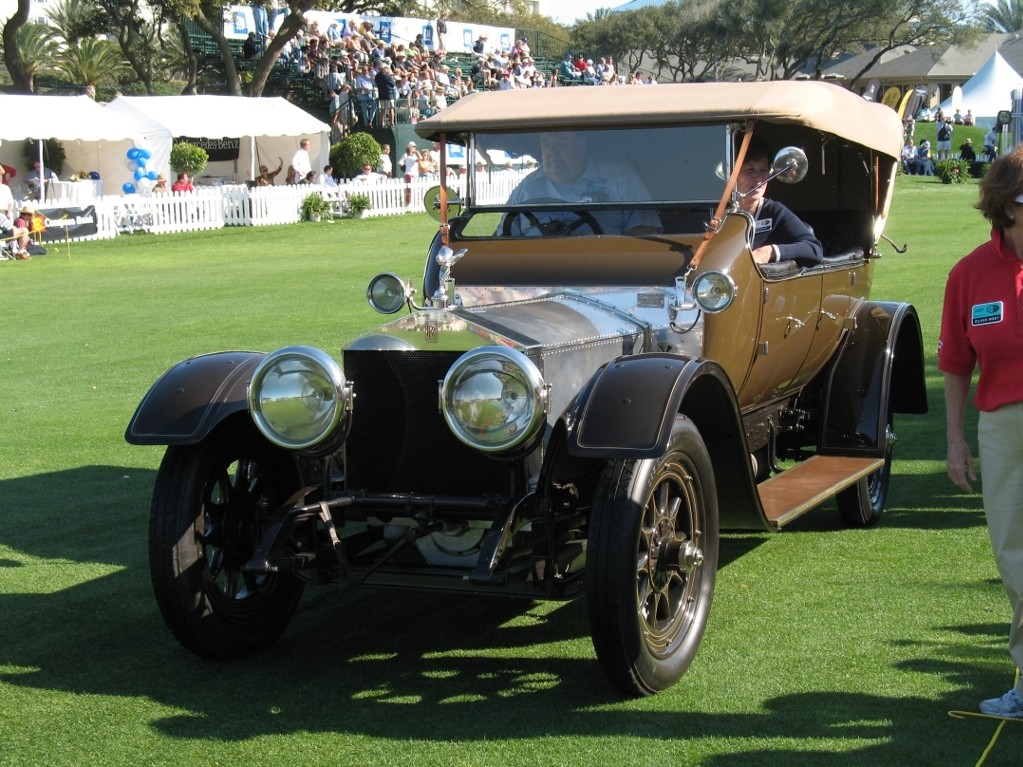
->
xmin=440 ymin=346 xmax=548 ymax=454
xmin=367 ymin=272 xmax=411 ymax=314
xmin=248 ymin=346 xmax=352 ymax=454
xmin=692 ymin=270 xmax=736 ymax=313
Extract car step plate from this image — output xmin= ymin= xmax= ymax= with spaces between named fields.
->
xmin=758 ymin=455 xmax=885 ymax=528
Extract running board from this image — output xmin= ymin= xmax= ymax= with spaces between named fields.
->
xmin=758 ymin=455 xmax=884 ymax=529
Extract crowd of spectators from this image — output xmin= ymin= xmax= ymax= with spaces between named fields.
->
xmin=243 ymin=14 xmax=658 ymax=135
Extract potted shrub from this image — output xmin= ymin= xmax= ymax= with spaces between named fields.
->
xmin=935 ymin=158 xmax=970 ymax=184
xmin=300 ymin=191 xmax=331 ymax=222
xmin=170 ymin=141 xmax=209 ymax=177
xmin=347 ymin=192 xmax=372 ymax=218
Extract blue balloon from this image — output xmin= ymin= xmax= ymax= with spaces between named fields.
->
xmin=147 ymin=170 xmax=158 ymax=181
xmin=133 ymin=169 xmax=145 ymax=181
xmin=137 ymin=149 xmax=151 ymax=160
xmin=89 ymin=171 xmax=100 ymax=180
xmin=122 ymin=182 xmax=135 ymax=194
xmin=135 ymin=155 xmax=147 ymax=169
xmin=126 ymin=148 xmax=141 ymax=160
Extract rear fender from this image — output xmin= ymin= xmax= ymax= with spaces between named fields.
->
xmin=125 ymin=351 xmax=266 ymax=445
xmin=561 ymin=354 xmax=769 ymax=531
xmin=821 ymin=301 xmax=928 ymax=455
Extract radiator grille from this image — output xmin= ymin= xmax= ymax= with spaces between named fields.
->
xmin=343 ymin=350 xmax=514 ymax=495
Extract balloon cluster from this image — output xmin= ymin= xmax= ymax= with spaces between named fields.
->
xmin=123 ymin=145 xmax=158 ymax=194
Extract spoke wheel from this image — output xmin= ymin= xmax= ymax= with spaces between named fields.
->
xmin=586 ymin=416 xmax=718 ymax=696
xmin=148 ymin=419 xmax=304 ymax=659
xmin=836 ymin=413 xmax=895 ymax=528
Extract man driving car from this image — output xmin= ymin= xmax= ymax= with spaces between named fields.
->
xmin=502 ymin=132 xmax=662 ymax=236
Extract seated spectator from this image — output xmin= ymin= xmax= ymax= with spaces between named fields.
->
xmin=915 ymin=140 xmax=935 ymax=176
xmin=1 ymin=205 xmax=31 ymax=259
xmin=152 ymin=173 xmax=170 ymax=194
xmin=302 ymin=170 xmax=317 ymax=184
xmin=14 ymin=203 xmax=43 ymax=255
xmin=558 ymin=53 xmax=580 ymax=83
xmin=26 ymin=160 xmax=57 ymax=201
xmin=953 ymin=108 xmax=963 ymax=124
xmin=901 ymin=138 xmax=917 ymax=174
xmin=963 ymin=109 xmax=975 ymax=126
xmin=318 ymin=165 xmax=338 ymax=187
xmin=255 ymin=158 xmax=284 ymax=186
xmin=354 ymin=163 xmax=381 ymax=183
xmin=243 ymin=32 xmax=260 ymax=61
xmin=171 ymin=171 xmax=194 ymax=192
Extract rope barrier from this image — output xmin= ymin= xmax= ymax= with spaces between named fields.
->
xmin=948 ymin=668 xmax=1022 ymax=767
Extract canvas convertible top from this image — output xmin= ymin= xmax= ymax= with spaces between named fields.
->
xmin=416 ymin=80 xmax=903 ymax=160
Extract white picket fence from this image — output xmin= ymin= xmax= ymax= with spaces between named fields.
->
xmin=39 ymin=169 xmax=531 ymax=243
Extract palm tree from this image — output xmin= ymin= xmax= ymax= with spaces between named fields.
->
xmin=46 ymin=0 xmax=103 ymax=46
xmin=55 ymin=36 xmax=132 ymax=96
xmin=0 ymin=23 xmax=58 ymax=92
xmin=981 ymin=0 xmax=1023 ymax=32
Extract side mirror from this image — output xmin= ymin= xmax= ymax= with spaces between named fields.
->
xmin=423 ymin=185 xmax=463 ymax=222
xmin=771 ymin=146 xmax=809 ymax=184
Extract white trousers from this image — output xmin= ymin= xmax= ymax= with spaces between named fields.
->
xmin=979 ymin=402 xmax=1023 ymax=692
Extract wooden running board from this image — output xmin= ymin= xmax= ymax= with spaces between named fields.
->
xmin=758 ymin=455 xmax=885 ymax=528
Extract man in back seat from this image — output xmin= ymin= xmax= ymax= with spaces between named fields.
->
xmin=736 ymin=143 xmax=823 ymax=268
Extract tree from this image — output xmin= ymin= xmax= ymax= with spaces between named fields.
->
xmin=981 ymin=0 xmax=1023 ymax=32
xmin=2 ymin=0 xmax=32 ymax=93
xmin=56 ymin=36 xmax=133 ymax=96
xmin=0 ymin=23 xmax=59 ymax=93
xmin=46 ymin=0 xmax=105 ymax=46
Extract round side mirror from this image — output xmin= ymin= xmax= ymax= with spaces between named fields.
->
xmin=772 ymin=146 xmax=809 ymax=184
xmin=423 ymin=185 xmax=463 ymax=222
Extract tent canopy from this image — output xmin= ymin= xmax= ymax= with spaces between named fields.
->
xmin=939 ymin=51 xmax=1023 ymax=128
xmin=104 ymin=95 xmax=331 ymax=188
xmin=0 ymin=94 xmax=135 ymax=142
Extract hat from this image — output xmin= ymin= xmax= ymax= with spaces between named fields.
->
xmin=921 ymin=140 xmax=930 ymax=146
xmin=19 ymin=202 xmax=34 ymax=215
xmin=157 ymin=173 xmax=167 ymax=181
xmin=479 ymin=34 xmax=488 ymax=40
xmin=965 ymin=138 xmax=972 ymax=143
xmin=407 ymin=141 xmax=417 ymax=148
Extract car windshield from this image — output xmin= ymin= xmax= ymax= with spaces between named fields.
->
xmin=453 ymin=125 xmax=728 ymax=237
xmin=466 ymin=127 xmax=728 ymax=208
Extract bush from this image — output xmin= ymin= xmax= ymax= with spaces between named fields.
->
xmin=935 ymin=158 xmax=970 ymax=184
xmin=170 ymin=142 xmax=209 ymax=176
xmin=347 ymin=192 xmax=372 ymax=217
xmin=331 ymin=132 xmax=381 ymax=179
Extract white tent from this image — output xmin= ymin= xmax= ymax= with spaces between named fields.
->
xmin=940 ymin=51 xmax=1023 ymax=128
xmin=0 ymin=94 xmax=137 ymax=200
xmin=104 ymin=95 xmax=331 ymax=189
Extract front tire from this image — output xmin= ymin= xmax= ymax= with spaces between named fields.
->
xmin=586 ymin=416 xmax=719 ymax=696
xmin=148 ymin=419 xmax=304 ymax=659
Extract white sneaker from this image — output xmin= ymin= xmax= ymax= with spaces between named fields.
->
xmin=979 ymin=687 xmax=1023 ymax=717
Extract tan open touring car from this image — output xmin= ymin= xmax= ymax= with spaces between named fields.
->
xmin=127 ymin=81 xmax=927 ymax=697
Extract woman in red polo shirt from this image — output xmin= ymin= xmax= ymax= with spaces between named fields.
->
xmin=940 ymin=146 xmax=1023 ymax=718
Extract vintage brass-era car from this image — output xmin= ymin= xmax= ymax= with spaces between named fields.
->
xmin=127 ymin=81 xmax=927 ymax=696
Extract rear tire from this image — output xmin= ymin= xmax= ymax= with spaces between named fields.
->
xmin=836 ymin=415 xmax=895 ymax=528
xmin=586 ymin=416 xmax=719 ymax=696
xmin=148 ymin=419 xmax=304 ymax=659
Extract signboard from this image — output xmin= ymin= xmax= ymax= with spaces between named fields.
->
xmin=175 ymin=136 xmax=241 ymax=162
xmin=37 ymin=205 xmax=99 ymax=241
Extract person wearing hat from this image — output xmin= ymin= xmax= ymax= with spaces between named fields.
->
xmin=559 ymin=53 xmax=581 ymax=83
xmin=255 ymin=157 xmax=284 ymax=186
xmin=1 ymin=202 xmax=31 ymax=259
xmin=916 ymin=139 xmax=935 ymax=176
xmin=152 ymin=173 xmax=170 ymax=194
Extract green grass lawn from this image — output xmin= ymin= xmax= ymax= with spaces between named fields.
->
xmin=1 ymin=180 xmax=1019 ymax=766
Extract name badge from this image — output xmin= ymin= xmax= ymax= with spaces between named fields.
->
xmin=971 ymin=301 xmax=1003 ymax=325
xmin=755 ymin=217 xmax=773 ymax=234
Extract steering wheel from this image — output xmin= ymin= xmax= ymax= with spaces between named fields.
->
xmin=501 ymin=198 xmax=604 ymax=237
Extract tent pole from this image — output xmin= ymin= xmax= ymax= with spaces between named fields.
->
xmin=250 ymin=136 xmax=256 ymax=183
xmin=38 ymin=140 xmax=46 ymax=203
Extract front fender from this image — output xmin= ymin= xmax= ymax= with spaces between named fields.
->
xmin=125 ymin=351 xmax=266 ymax=445
xmin=563 ymin=353 xmax=769 ymax=531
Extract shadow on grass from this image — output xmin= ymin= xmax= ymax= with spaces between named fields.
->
xmin=1 ymin=466 xmax=1016 ymax=765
